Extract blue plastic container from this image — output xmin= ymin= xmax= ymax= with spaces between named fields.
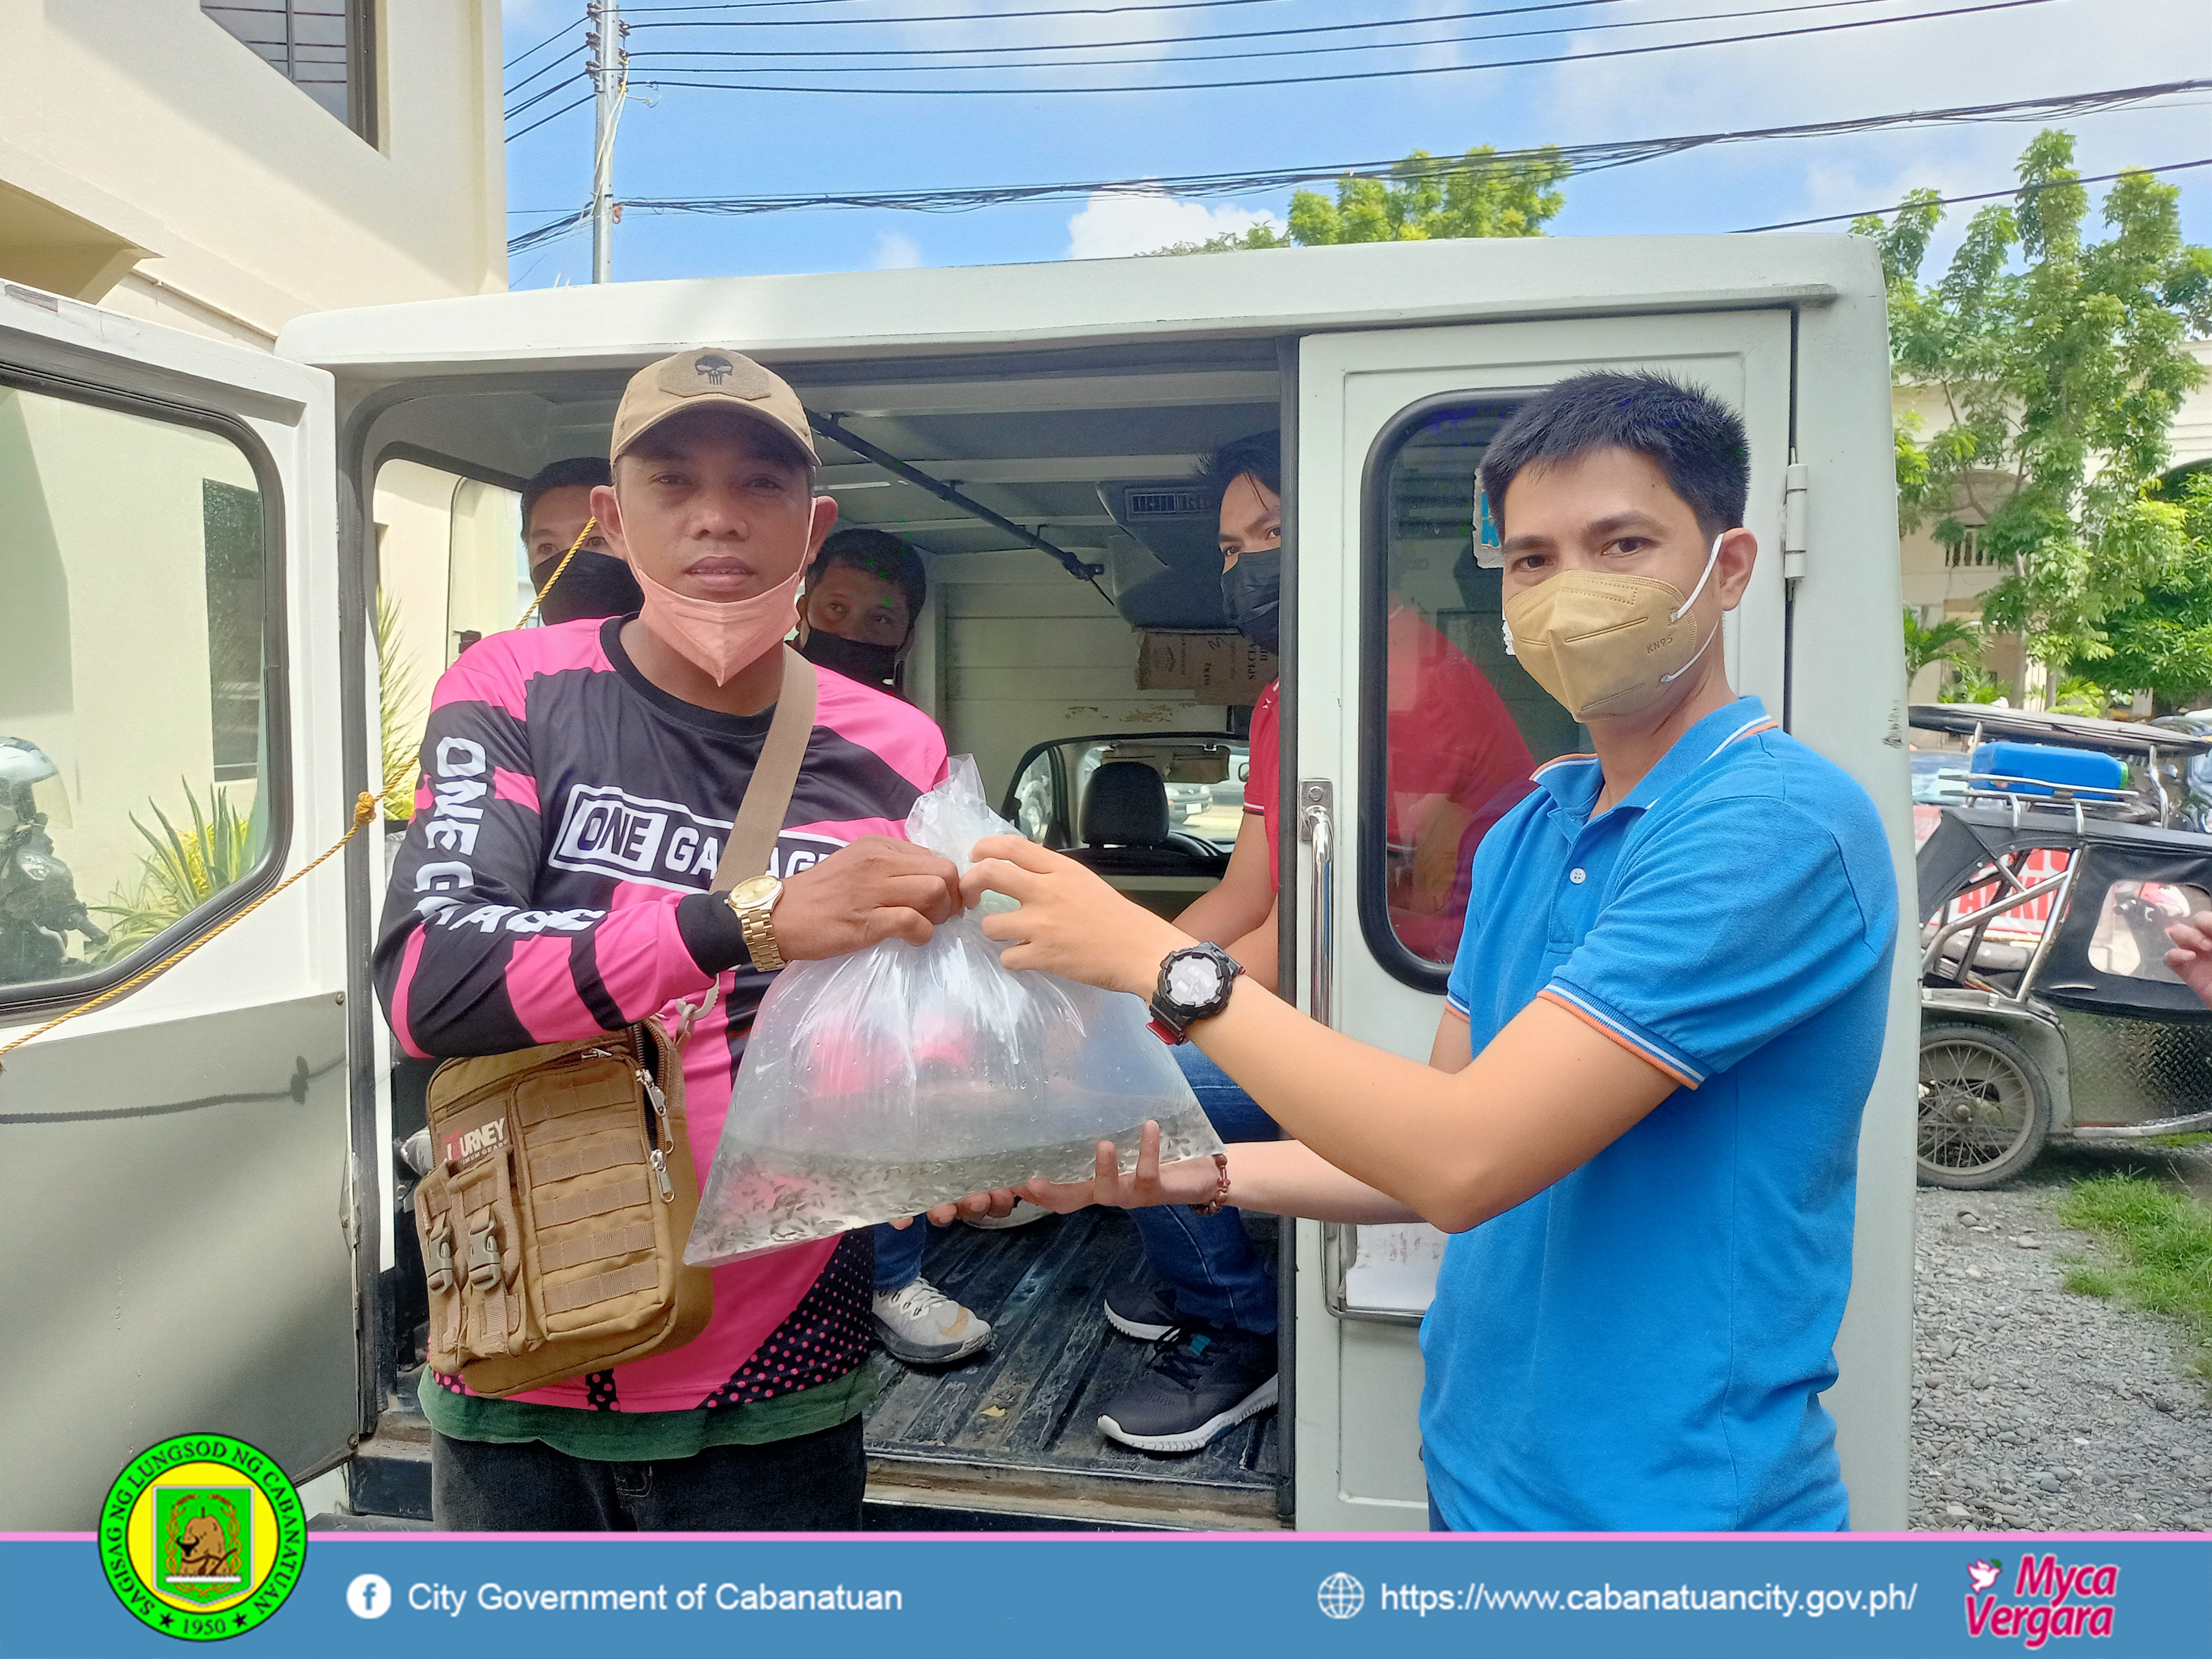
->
xmin=1970 ymin=740 xmax=2126 ymax=800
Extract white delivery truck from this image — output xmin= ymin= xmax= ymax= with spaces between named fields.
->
xmin=0 ymin=234 xmax=1916 ymax=1533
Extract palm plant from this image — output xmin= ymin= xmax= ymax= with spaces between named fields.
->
xmin=1902 ymin=608 xmax=1983 ymax=684
xmin=377 ymin=589 xmax=425 ymax=822
xmin=90 ymin=781 xmax=255 ymax=962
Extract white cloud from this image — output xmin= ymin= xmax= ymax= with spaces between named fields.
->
xmin=1065 ymin=190 xmax=1286 ymax=260
xmin=873 ymin=231 xmax=924 ymax=269
xmin=1538 ymin=0 xmax=2210 ymax=259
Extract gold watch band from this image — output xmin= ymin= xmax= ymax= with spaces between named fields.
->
xmin=738 ymin=903 xmax=784 ymax=972
xmin=724 ymin=880 xmax=786 ymax=973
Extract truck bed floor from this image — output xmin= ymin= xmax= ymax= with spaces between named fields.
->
xmin=862 ymin=1207 xmax=1284 ymax=1531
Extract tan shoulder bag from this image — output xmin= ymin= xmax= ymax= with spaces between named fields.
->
xmin=411 ymin=648 xmax=816 ymax=1397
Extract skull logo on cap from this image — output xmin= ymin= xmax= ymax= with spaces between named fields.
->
xmin=693 ymin=353 xmax=734 ymax=386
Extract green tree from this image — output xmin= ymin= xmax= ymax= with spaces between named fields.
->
xmin=1856 ymin=131 xmax=2212 ymax=687
xmin=1902 ymin=608 xmax=1982 ymax=683
xmin=2084 ymin=472 xmax=2212 ymax=709
xmin=1146 ymin=144 xmax=1569 ymax=255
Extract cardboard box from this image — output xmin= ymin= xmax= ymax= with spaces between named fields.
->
xmin=1136 ymin=631 xmax=1279 ymax=703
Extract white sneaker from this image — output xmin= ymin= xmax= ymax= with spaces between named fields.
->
xmin=872 ymin=1277 xmax=993 ymax=1365
xmin=962 ymin=1199 xmax=1053 ymax=1231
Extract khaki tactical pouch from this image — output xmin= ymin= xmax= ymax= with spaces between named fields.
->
xmin=420 ymin=1022 xmax=711 ymax=1396
xmin=408 ymin=648 xmax=817 ymax=1398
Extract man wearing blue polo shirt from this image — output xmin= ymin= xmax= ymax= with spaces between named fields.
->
xmin=941 ymin=371 xmax=1900 ymax=1531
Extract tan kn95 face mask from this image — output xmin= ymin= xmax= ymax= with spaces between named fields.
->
xmin=1501 ymin=532 xmax=1724 ymax=722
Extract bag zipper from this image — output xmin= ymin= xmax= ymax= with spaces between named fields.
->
xmin=631 ymin=1026 xmax=675 ymax=1202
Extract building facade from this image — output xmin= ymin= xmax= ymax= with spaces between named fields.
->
xmin=1899 ymin=338 xmax=2212 ymax=705
xmin=0 ymin=2 xmax=505 ymax=346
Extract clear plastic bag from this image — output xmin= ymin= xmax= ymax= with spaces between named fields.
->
xmin=686 ymin=757 xmax=1222 ymax=1265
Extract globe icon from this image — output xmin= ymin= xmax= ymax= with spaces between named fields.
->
xmin=1317 ymin=1572 xmax=1365 ymax=1620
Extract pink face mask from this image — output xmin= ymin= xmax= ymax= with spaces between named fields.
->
xmin=630 ymin=558 xmax=804 ymax=685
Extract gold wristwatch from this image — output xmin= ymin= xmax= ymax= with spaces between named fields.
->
xmin=723 ymin=874 xmax=786 ymax=972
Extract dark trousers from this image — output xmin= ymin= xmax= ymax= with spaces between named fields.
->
xmin=430 ymin=1415 xmax=866 ymax=1531
xmin=1129 ymin=1045 xmax=1285 ymax=1334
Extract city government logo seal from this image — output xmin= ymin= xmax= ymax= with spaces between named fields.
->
xmin=98 ymin=1433 xmax=306 ymax=1641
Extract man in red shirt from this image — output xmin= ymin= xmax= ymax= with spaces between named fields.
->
xmin=1091 ymin=431 xmax=1532 ymax=1455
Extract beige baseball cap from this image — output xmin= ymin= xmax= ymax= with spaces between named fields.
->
xmin=609 ymin=347 xmax=817 ymax=466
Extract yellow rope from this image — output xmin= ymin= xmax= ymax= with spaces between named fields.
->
xmin=0 ymin=791 xmax=378 ymax=1066
xmin=514 ymin=516 xmax=598 ymax=630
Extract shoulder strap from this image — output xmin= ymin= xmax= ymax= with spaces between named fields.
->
xmin=711 ymin=646 xmax=817 ymax=893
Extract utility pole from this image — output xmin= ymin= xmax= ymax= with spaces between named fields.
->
xmin=587 ymin=0 xmax=627 ymax=284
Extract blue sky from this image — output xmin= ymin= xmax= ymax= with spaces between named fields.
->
xmin=498 ymin=0 xmax=2210 ymax=289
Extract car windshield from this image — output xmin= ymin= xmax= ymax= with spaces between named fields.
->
xmin=1008 ymin=737 xmax=1249 ymax=853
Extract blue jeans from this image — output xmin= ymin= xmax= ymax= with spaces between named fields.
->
xmin=1127 ymin=1045 xmax=1284 ymax=1336
xmin=872 ymin=1219 xmax=926 ymax=1293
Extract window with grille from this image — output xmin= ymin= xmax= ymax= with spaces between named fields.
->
xmin=201 ymin=2 xmax=375 ymax=140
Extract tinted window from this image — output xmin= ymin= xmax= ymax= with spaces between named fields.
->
xmin=1361 ymin=399 xmax=1584 ymax=981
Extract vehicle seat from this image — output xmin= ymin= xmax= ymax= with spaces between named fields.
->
xmin=1068 ymin=762 xmax=1227 ymax=877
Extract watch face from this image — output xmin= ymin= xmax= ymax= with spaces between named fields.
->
xmin=1166 ymin=954 xmax=1225 ymax=1009
xmin=728 ymin=874 xmax=780 ymax=909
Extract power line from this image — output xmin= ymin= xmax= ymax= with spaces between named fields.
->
xmin=622 ymin=0 xmax=2072 ymax=95
xmin=628 ymin=0 xmax=1690 ymax=56
xmin=507 ymin=49 xmax=580 ymax=100
xmin=508 ymin=92 xmax=598 ymax=144
xmin=504 ymin=15 xmax=582 ymax=71
xmin=503 ymin=80 xmax=2205 ymax=244
xmin=627 ymin=0 xmax=1293 ymax=23
xmin=1736 ymin=156 xmax=2212 ymax=232
xmin=630 ymin=0 xmax=1916 ymax=74
xmin=507 ymin=71 xmax=589 ymax=124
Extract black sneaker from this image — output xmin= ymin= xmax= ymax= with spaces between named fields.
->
xmin=1096 ymin=1326 xmax=1278 ymax=1454
xmin=1102 ymin=1281 xmax=1181 ymax=1341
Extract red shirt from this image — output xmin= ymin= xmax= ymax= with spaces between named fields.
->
xmin=1245 ymin=609 xmax=1535 ymax=963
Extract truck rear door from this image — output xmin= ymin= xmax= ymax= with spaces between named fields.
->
xmin=0 ymin=284 xmax=358 ymax=1526
xmin=1287 ymin=310 xmax=1905 ymax=1531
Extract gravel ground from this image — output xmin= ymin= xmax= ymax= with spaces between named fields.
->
xmin=1909 ymin=1165 xmax=2212 ymax=1532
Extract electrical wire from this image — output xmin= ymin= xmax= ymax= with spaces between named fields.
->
xmin=508 ymin=92 xmax=598 ymax=144
xmin=1736 ymin=156 xmax=2212 ymax=232
xmin=629 ymin=0 xmax=1694 ymax=56
xmin=507 ymin=49 xmax=581 ymax=101
xmin=629 ymin=0 xmax=1919 ymax=74
xmin=502 ymin=79 xmax=2205 ymax=238
xmin=620 ymin=0 xmax=2072 ymax=94
xmin=504 ymin=15 xmax=583 ymax=72
xmin=506 ymin=71 xmax=589 ymax=123
xmin=627 ymin=0 xmax=1293 ymax=23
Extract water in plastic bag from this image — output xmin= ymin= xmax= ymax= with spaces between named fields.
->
xmin=686 ymin=757 xmax=1222 ymax=1264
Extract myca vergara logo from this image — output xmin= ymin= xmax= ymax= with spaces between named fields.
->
xmin=1964 ymin=1553 xmax=2117 ymax=1647
xmin=98 ymin=1433 xmax=306 ymax=1641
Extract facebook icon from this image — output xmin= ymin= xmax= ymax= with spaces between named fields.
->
xmin=346 ymin=1573 xmax=392 ymax=1619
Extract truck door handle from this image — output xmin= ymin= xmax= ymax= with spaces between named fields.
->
xmin=1300 ymin=780 xmax=1334 ymax=1030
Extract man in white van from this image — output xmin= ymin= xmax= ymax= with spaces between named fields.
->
xmin=374 ymin=348 xmax=965 ymax=1530
xmin=952 ymin=372 xmax=1900 ymax=1530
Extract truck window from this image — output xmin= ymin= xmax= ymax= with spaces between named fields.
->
xmin=0 ymin=380 xmax=277 ymax=995
xmin=1360 ymin=397 xmax=1583 ymax=983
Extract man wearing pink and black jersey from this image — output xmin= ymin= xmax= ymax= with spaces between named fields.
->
xmin=374 ymin=348 xmax=962 ymax=1531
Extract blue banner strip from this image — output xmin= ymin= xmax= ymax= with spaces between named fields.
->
xmin=5 ymin=1533 xmax=2207 ymax=1659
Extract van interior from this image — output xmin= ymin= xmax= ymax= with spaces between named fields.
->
xmin=355 ymin=334 xmax=1573 ymax=1531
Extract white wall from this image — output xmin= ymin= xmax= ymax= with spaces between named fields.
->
xmin=0 ymin=2 xmax=505 ymax=344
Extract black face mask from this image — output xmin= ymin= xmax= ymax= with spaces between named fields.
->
xmin=532 ymin=550 xmax=645 ymax=627
xmin=1220 ymin=547 xmax=1282 ymax=655
xmin=800 ymin=629 xmax=904 ymax=692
